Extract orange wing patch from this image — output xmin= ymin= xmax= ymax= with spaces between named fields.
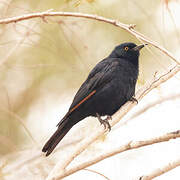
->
xmin=69 ymin=90 xmax=96 ymax=113
xmin=57 ymin=90 xmax=96 ymax=127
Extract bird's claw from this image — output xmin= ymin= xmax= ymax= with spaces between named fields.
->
xmin=106 ymin=115 xmax=112 ymax=121
xmin=96 ymin=113 xmax=111 ymax=131
xmin=99 ymin=119 xmax=111 ymax=131
xmin=130 ymin=97 xmax=138 ymax=104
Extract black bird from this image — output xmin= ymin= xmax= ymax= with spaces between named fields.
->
xmin=42 ymin=42 xmax=146 ymax=156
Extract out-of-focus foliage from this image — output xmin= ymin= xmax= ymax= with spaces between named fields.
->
xmin=0 ymin=0 xmax=180 ymax=179
xmin=0 ymin=0 xmax=175 ymax=154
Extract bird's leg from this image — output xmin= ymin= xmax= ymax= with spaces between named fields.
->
xmin=96 ymin=113 xmax=111 ymax=131
xmin=129 ymin=96 xmax=138 ymax=104
xmin=106 ymin=115 xmax=112 ymax=121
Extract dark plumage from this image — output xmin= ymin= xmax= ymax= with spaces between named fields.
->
xmin=42 ymin=42 xmax=146 ymax=156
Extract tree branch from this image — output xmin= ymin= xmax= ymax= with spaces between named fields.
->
xmin=130 ymin=93 xmax=180 ymax=120
xmin=0 ymin=10 xmax=179 ymax=65
xmin=139 ymin=156 xmax=180 ymax=180
xmin=2 ymin=10 xmax=179 ymax=180
xmin=0 ymin=106 xmax=37 ymax=145
xmin=83 ymin=169 xmax=110 ymax=180
xmin=55 ymin=130 xmax=180 ymax=180
xmin=46 ymin=65 xmax=180 ymax=180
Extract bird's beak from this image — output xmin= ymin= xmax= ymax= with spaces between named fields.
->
xmin=132 ymin=43 xmax=148 ymax=51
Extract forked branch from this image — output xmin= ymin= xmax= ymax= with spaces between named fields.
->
xmin=56 ymin=130 xmax=180 ymax=180
xmin=1 ymin=10 xmax=179 ymax=180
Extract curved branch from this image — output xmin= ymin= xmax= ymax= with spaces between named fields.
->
xmin=114 ymin=93 xmax=180 ymax=129
xmin=0 ymin=10 xmax=179 ymax=65
xmin=0 ymin=106 xmax=37 ymax=145
xmin=130 ymin=93 xmax=180 ymax=120
xmin=83 ymin=169 xmax=110 ymax=180
xmin=55 ymin=130 xmax=180 ymax=180
xmin=2 ymin=10 xmax=179 ymax=180
xmin=46 ymin=65 xmax=180 ymax=180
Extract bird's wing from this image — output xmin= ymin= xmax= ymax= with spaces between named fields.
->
xmin=57 ymin=59 xmax=118 ymax=126
xmin=70 ymin=59 xmax=117 ymax=109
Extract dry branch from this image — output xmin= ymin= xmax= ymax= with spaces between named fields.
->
xmin=46 ymin=65 xmax=180 ymax=180
xmin=0 ymin=10 xmax=179 ymax=65
xmin=139 ymin=157 xmax=180 ymax=180
xmin=0 ymin=106 xmax=37 ymax=145
xmin=130 ymin=93 xmax=180 ymax=120
xmin=56 ymin=130 xmax=180 ymax=180
xmin=1 ymin=10 xmax=180 ymax=180
xmin=83 ymin=169 xmax=110 ymax=180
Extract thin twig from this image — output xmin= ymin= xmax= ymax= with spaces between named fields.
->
xmin=164 ymin=0 xmax=180 ymax=46
xmin=139 ymin=157 xmax=180 ymax=180
xmin=46 ymin=65 xmax=180 ymax=180
xmin=114 ymin=93 xmax=180 ymax=129
xmin=0 ymin=106 xmax=37 ymax=145
xmin=130 ymin=93 xmax=180 ymax=120
xmin=83 ymin=169 xmax=110 ymax=180
xmin=54 ymin=130 xmax=180 ymax=179
xmin=2 ymin=139 xmax=82 ymax=176
xmin=0 ymin=11 xmax=179 ymax=65
xmin=1 ymin=10 xmax=180 ymax=180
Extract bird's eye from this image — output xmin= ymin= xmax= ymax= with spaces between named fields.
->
xmin=124 ymin=47 xmax=129 ymax=51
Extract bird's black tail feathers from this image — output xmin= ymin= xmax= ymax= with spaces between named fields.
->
xmin=42 ymin=117 xmax=74 ymax=156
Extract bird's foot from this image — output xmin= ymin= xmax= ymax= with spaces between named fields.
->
xmin=96 ymin=113 xmax=111 ymax=131
xmin=130 ymin=97 xmax=138 ymax=104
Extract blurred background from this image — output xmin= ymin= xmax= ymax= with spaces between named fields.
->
xmin=0 ymin=0 xmax=180 ymax=179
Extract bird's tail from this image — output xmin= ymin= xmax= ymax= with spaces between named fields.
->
xmin=42 ymin=117 xmax=74 ymax=156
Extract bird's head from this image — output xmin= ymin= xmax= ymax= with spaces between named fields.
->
xmin=109 ymin=42 xmax=147 ymax=66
